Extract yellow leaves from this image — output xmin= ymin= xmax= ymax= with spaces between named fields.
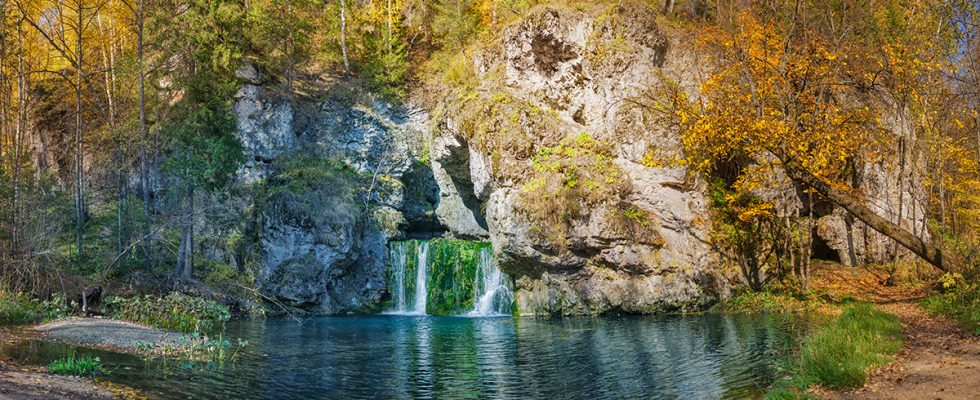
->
xmin=736 ymin=202 xmax=774 ymax=223
xmin=640 ymin=150 xmax=671 ymax=169
xmin=676 ymin=10 xmax=888 ymax=191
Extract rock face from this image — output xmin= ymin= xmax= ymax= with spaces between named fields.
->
xmin=814 ymin=111 xmax=929 ymax=265
xmin=427 ymin=1 xmax=926 ymax=315
xmin=235 ymin=83 xmax=443 ymax=313
xmin=429 ymin=3 xmax=722 ymax=315
xmin=230 ymin=1 xmax=926 ymax=315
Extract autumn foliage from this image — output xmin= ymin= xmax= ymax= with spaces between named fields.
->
xmin=651 ymin=1 xmax=980 ymax=288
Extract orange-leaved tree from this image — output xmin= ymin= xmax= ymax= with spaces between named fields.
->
xmin=666 ymin=10 xmax=961 ymax=272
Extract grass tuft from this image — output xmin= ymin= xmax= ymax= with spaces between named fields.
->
xmin=48 ymin=353 xmax=105 ymax=376
xmin=767 ymin=303 xmax=903 ymax=397
xmin=798 ymin=304 xmax=902 ymax=388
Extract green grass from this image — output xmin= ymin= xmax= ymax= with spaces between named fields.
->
xmin=799 ymin=304 xmax=903 ymax=387
xmin=47 ymin=354 xmax=105 ymax=376
xmin=0 ymin=293 xmax=44 ymax=325
xmin=765 ymin=386 xmax=817 ymax=400
xmin=921 ymin=285 xmax=980 ymax=335
xmin=766 ymin=303 xmax=903 ymax=398
xmin=712 ymin=291 xmax=830 ymax=314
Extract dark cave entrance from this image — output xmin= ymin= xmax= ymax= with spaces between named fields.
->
xmin=810 ymin=229 xmax=841 ymax=263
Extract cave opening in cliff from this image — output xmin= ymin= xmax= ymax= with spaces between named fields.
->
xmin=810 ymin=229 xmax=841 ymax=263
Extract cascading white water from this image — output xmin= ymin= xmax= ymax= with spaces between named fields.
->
xmin=468 ymin=247 xmax=514 ymax=316
xmin=387 ymin=241 xmax=428 ymax=315
xmin=413 ymin=242 xmax=430 ymax=314
xmin=388 ymin=240 xmax=512 ymax=317
xmin=390 ymin=242 xmax=408 ymax=312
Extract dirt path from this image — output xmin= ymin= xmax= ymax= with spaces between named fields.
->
xmin=0 ymin=364 xmax=116 ymax=400
xmin=35 ymin=318 xmax=193 ymax=354
xmin=807 ymin=264 xmax=980 ymax=399
xmin=815 ymin=301 xmax=980 ymax=400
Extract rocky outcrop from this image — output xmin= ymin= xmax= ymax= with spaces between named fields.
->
xmin=234 ymin=82 xmax=443 ymax=313
xmin=428 ymin=1 xmax=926 ymax=315
xmin=428 ymin=2 xmax=722 ymax=315
xmin=431 ymin=132 xmax=490 ymax=239
xmin=230 ymin=1 xmax=927 ymax=316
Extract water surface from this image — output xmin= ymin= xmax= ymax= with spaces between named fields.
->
xmin=0 ymin=313 xmax=809 ymax=399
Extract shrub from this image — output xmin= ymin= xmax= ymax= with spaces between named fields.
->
xmin=104 ymin=293 xmax=231 ymax=334
xmin=257 ymin=156 xmax=362 ymax=227
xmin=0 ymin=292 xmax=44 ymax=325
xmin=48 ymin=353 xmax=104 ymax=376
xmin=0 ymin=292 xmax=66 ymax=325
xmin=921 ymin=275 xmax=980 ymax=335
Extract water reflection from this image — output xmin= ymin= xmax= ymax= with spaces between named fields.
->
xmin=0 ymin=313 xmax=808 ymax=399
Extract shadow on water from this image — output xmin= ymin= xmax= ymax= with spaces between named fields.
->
xmin=0 ymin=313 xmax=812 ymax=399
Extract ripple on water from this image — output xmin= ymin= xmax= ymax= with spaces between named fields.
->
xmin=0 ymin=313 xmax=810 ymax=399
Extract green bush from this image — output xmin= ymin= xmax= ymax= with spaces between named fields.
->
xmin=0 ymin=292 xmax=68 ymax=325
xmin=921 ymin=274 xmax=980 ymax=335
xmin=104 ymin=293 xmax=231 ymax=334
xmin=0 ymin=293 xmax=45 ymax=325
xmin=48 ymin=353 xmax=104 ymax=376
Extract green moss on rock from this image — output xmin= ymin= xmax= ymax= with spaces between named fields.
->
xmin=384 ymin=239 xmax=497 ymax=315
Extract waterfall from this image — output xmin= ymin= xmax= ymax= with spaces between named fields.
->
xmin=468 ymin=247 xmax=514 ymax=316
xmin=387 ymin=240 xmax=427 ymax=315
xmin=413 ymin=242 xmax=430 ymax=314
xmin=386 ymin=239 xmax=513 ymax=316
xmin=390 ymin=242 xmax=408 ymax=312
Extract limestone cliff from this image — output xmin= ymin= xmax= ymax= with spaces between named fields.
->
xmin=234 ymin=78 xmax=442 ymax=313
xmin=230 ymin=1 xmax=926 ymax=315
xmin=427 ymin=3 xmax=720 ymax=315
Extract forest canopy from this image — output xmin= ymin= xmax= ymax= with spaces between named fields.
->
xmin=0 ymin=0 xmax=976 ymax=308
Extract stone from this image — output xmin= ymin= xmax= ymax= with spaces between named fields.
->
xmin=433 ymin=2 xmax=722 ymax=315
xmin=235 ymin=85 xmax=445 ymax=313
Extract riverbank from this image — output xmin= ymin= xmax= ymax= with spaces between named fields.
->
xmin=815 ymin=301 xmax=980 ymax=400
xmin=0 ymin=328 xmax=125 ymax=400
xmin=35 ymin=318 xmax=196 ymax=356
xmin=733 ymin=264 xmax=980 ymax=399
xmin=0 ymin=318 xmax=203 ymax=400
xmin=0 ymin=364 xmax=116 ymax=400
